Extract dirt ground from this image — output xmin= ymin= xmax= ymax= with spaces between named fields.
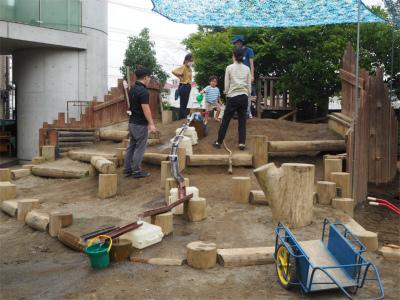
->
xmin=0 ymin=119 xmax=399 ymax=300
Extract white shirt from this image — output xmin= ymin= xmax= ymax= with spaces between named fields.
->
xmin=224 ymin=62 xmax=251 ymax=98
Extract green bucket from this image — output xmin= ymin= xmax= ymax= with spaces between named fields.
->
xmin=84 ymin=235 xmax=112 ymax=269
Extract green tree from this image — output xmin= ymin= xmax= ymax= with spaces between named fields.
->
xmin=121 ymin=28 xmax=168 ymax=85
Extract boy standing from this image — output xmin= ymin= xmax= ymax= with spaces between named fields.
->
xmin=201 ymin=76 xmax=224 ymax=124
xmin=123 ymin=67 xmax=157 ymax=178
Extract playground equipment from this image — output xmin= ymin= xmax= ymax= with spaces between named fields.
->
xmin=368 ymin=196 xmax=400 ymax=215
xmin=274 ymin=219 xmax=384 ymax=299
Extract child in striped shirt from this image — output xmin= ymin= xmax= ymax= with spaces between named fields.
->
xmin=201 ymin=76 xmax=224 ymax=124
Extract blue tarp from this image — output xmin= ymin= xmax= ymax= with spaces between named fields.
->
xmin=151 ymin=0 xmax=385 ymax=27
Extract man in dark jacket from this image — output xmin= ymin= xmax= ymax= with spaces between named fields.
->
xmin=123 ymin=67 xmax=157 ymax=178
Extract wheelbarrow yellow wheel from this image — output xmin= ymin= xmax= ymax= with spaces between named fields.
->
xmin=275 ymin=244 xmax=297 ymax=289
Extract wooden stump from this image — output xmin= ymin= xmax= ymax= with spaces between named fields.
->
xmin=316 ymin=181 xmax=337 ymax=205
xmin=164 ymin=177 xmax=190 ymax=203
xmin=115 ymin=147 xmax=126 ymax=166
xmin=25 ymin=211 xmax=49 ymax=231
xmin=49 ymin=211 xmax=73 ymax=237
xmin=90 ymin=156 xmax=116 ymax=174
xmin=151 ymin=212 xmax=173 ymax=235
xmin=110 ymin=239 xmax=133 ymax=262
xmin=31 ymin=156 xmax=45 ymax=164
xmin=11 ymin=169 xmax=31 ymax=180
xmin=332 ymin=198 xmax=354 ymax=217
xmin=1 ymin=200 xmax=18 ymax=217
xmin=330 ymin=172 xmax=351 ymax=198
xmin=324 ymin=158 xmax=342 ymax=181
xmin=0 ymin=169 xmax=11 ymax=181
xmin=184 ymin=197 xmax=207 ymax=222
xmin=17 ymin=199 xmax=40 ymax=221
xmin=169 ymin=186 xmax=198 ymax=215
xmin=232 ymin=177 xmax=251 ymax=203
xmin=249 ymin=190 xmax=268 ymax=205
xmin=186 ymin=241 xmax=217 ymax=269
xmin=0 ymin=182 xmax=16 ymax=201
xmin=249 ymin=135 xmax=268 ymax=168
xmin=178 ymin=147 xmax=186 ymax=172
xmin=98 ymin=174 xmax=117 ymax=199
xmin=41 ymin=145 xmax=55 ymax=161
xmin=254 ymin=163 xmax=315 ymax=228
xmin=160 ymin=161 xmax=171 ymax=189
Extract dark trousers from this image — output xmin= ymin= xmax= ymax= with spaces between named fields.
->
xmin=217 ymin=94 xmax=248 ymax=145
xmin=178 ymin=83 xmax=191 ymax=119
xmin=123 ymin=123 xmax=148 ymax=173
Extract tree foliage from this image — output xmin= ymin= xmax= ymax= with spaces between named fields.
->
xmin=183 ymin=6 xmax=399 ymax=114
xmin=121 ymin=28 xmax=168 ymax=85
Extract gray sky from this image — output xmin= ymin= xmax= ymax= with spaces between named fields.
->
xmin=107 ymin=0 xmax=385 ymax=87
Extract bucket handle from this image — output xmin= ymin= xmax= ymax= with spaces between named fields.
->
xmin=87 ymin=234 xmax=112 ymax=253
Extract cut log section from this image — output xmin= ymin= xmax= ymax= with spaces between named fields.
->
xmin=11 ymin=169 xmax=31 ymax=180
xmin=31 ymin=156 xmax=45 ymax=164
xmin=186 ymin=241 xmax=217 ymax=269
xmin=217 ymin=247 xmax=274 ymax=267
xmin=160 ymin=161 xmax=171 ymax=188
xmin=249 ymin=135 xmax=268 ymax=168
xmin=17 ymin=199 xmax=40 ymax=221
xmin=324 ymin=158 xmax=342 ymax=181
xmin=1 ymin=200 xmax=18 ymax=217
xmin=41 ymin=145 xmax=56 ymax=161
xmin=143 ymin=153 xmax=169 ymax=165
xmin=90 ymin=156 xmax=116 ymax=174
xmin=110 ymin=239 xmax=133 ymax=262
xmin=98 ymin=174 xmax=117 ymax=199
xmin=249 ymin=190 xmax=268 ymax=205
xmin=254 ymin=163 xmax=315 ymax=228
xmin=49 ymin=211 xmax=73 ymax=237
xmin=330 ymin=172 xmax=351 ymax=198
xmin=316 ymin=181 xmax=336 ymax=205
xmin=0 ymin=181 xmax=16 ymax=201
xmin=332 ymin=198 xmax=354 ymax=217
xmin=0 ymin=169 xmax=11 ymax=181
xmin=25 ymin=210 xmax=49 ymax=232
xmin=187 ymin=154 xmax=253 ymax=167
xmin=99 ymin=130 xmax=129 ymax=142
xmin=183 ymin=197 xmax=207 ymax=222
xmin=268 ymin=140 xmax=346 ymax=152
xmin=232 ymin=177 xmax=251 ymax=203
xmin=32 ymin=165 xmax=89 ymax=179
xmin=68 ymin=150 xmax=116 ymax=163
xmin=151 ymin=211 xmax=173 ymax=235
xmin=344 ymin=217 xmax=378 ymax=251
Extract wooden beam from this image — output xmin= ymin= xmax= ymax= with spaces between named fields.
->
xmin=268 ymin=140 xmax=345 ymax=152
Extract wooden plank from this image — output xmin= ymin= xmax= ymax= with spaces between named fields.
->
xmin=339 ymin=69 xmax=365 ymax=90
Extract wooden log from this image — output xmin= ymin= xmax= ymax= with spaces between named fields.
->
xmin=344 ymin=217 xmax=378 ymax=251
xmin=17 ymin=199 xmax=40 ymax=221
xmin=268 ymin=140 xmax=346 ymax=152
xmin=249 ymin=190 xmax=268 ymax=205
xmin=232 ymin=177 xmax=251 ymax=203
xmin=217 ymin=247 xmax=275 ymax=267
xmin=160 ymin=161 xmax=171 ymax=189
xmin=110 ymin=239 xmax=133 ymax=262
xmin=332 ymin=198 xmax=354 ymax=217
xmin=178 ymin=136 xmax=193 ymax=155
xmin=143 ymin=153 xmax=169 ymax=165
xmin=41 ymin=145 xmax=55 ymax=161
xmin=164 ymin=177 xmax=190 ymax=203
xmin=0 ymin=181 xmax=16 ymax=201
xmin=249 ymin=135 xmax=268 ymax=168
xmin=98 ymin=174 xmax=117 ymax=199
xmin=186 ymin=241 xmax=217 ymax=269
xmin=169 ymin=186 xmax=198 ymax=215
xmin=324 ymin=158 xmax=342 ymax=181
xmin=187 ymin=154 xmax=253 ymax=167
xmin=131 ymin=257 xmax=184 ymax=266
xmin=122 ymin=139 xmax=130 ymax=148
xmin=177 ymin=147 xmax=186 ymax=172
xmin=68 ymin=150 xmax=116 ymax=163
xmin=11 ymin=169 xmax=31 ymax=180
xmin=232 ymin=153 xmax=253 ymax=167
xmin=378 ymin=246 xmax=400 ymax=262
xmin=147 ymin=138 xmax=161 ymax=146
xmin=32 ymin=165 xmax=89 ymax=179
xmin=99 ymin=130 xmax=129 ymax=142
xmin=254 ymin=163 xmax=315 ymax=228
xmin=22 ymin=164 xmax=35 ymax=171
xmin=115 ymin=147 xmax=126 ymax=166
xmin=183 ymin=197 xmax=207 ymax=222
xmin=31 ymin=156 xmax=45 ymax=164
xmin=330 ymin=172 xmax=351 ymax=198
xmin=151 ymin=211 xmax=173 ymax=235
xmin=1 ymin=200 xmax=18 ymax=217
xmin=49 ymin=211 xmax=73 ymax=237
xmin=90 ymin=156 xmax=116 ymax=174
xmin=25 ymin=210 xmax=49 ymax=232
xmin=316 ymin=181 xmax=337 ymax=205
xmin=0 ymin=169 xmax=11 ymax=181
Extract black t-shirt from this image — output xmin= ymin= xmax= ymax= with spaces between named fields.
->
xmin=129 ymin=81 xmax=149 ymax=125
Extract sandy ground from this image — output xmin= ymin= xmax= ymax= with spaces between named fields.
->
xmin=0 ymin=119 xmax=399 ymax=300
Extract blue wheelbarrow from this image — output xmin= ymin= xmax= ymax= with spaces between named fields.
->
xmin=274 ymin=219 xmax=384 ymax=299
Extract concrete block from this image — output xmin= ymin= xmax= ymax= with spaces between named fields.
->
xmin=0 ymin=169 xmax=11 ymax=181
xmin=41 ymin=145 xmax=56 ymax=161
xmin=0 ymin=182 xmax=16 ymax=201
xmin=98 ymin=174 xmax=117 ymax=199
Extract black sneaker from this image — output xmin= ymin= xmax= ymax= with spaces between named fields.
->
xmin=132 ymin=170 xmax=151 ymax=178
xmin=123 ymin=171 xmax=132 ymax=177
xmin=239 ymin=144 xmax=246 ymax=151
xmin=212 ymin=141 xmax=221 ymax=149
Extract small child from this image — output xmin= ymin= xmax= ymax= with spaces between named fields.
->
xmin=201 ymin=76 xmax=224 ymax=124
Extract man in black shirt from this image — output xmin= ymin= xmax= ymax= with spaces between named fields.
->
xmin=123 ymin=67 xmax=157 ymax=178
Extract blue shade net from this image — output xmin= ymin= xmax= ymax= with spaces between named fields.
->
xmin=151 ymin=0 xmax=385 ymax=27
